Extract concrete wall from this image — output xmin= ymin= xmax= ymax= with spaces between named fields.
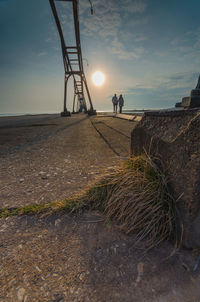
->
xmin=131 ymin=109 xmax=200 ymax=248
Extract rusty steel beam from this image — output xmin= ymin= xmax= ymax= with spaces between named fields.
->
xmin=49 ymin=0 xmax=96 ymax=116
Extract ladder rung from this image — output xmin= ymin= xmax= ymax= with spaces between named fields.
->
xmin=65 ymin=71 xmax=81 ymax=75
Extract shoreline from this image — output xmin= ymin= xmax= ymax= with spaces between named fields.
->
xmin=0 ymin=108 xmax=167 ymax=118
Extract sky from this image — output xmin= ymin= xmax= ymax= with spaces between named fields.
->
xmin=0 ymin=0 xmax=200 ymax=113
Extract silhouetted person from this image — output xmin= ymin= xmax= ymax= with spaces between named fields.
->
xmin=118 ymin=94 xmax=124 ymax=113
xmin=112 ymin=94 xmax=118 ymax=113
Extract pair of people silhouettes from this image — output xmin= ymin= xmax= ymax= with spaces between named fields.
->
xmin=112 ymin=94 xmax=124 ymax=113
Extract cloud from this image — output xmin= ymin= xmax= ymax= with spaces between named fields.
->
xmin=122 ymin=0 xmax=147 ymax=13
xmin=107 ymin=37 xmax=145 ymax=59
xmin=80 ymin=0 xmax=121 ymax=37
xmin=122 ymin=71 xmax=199 ymax=104
xmin=170 ymin=28 xmax=200 ymax=62
xmin=79 ymin=0 xmax=147 ymax=59
xmin=165 ymin=72 xmax=198 ymax=89
xmin=45 ymin=37 xmax=52 ymax=43
xmin=38 ymin=51 xmax=47 ymax=57
xmin=56 ymin=2 xmax=74 ymax=29
xmin=135 ymin=33 xmax=148 ymax=42
xmin=50 ymin=0 xmax=147 ymax=60
xmin=79 ymin=0 xmax=147 ymax=37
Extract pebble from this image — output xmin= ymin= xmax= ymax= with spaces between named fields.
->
xmin=19 ymin=179 xmax=24 ymax=183
xmin=35 ymin=265 xmax=42 ymax=272
xmin=75 ymin=288 xmax=81 ymax=295
xmin=136 ymin=262 xmax=144 ymax=283
xmin=116 ymin=271 xmax=120 ymax=277
xmin=55 ymin=219 xmax=61 ymax=227
xmin=79 ymin=272 xmax=85 ymax=280
xmin=69 ymin=287 xmax=74 ymax=294
xmin=0 ymin=224 xmax=8 ymax=232
xmin=17 ymin=288 xmax=25 ymax=302
xmin=39 ymin=171 xmax=45 ymax=175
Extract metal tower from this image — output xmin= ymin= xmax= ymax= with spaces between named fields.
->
xmin=49 ymin=0 xmax=96 ymax=116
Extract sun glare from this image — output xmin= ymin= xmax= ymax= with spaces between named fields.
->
xmin=92 ymin=71 xmax=105 ymax=86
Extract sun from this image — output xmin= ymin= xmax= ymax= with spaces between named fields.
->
xmin=92 ymin=71 xmax=105 ymax=86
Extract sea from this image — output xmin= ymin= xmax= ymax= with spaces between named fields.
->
xmin=0 ymin=113 xmax=27 ymax=117
xmin=0 ymin=108 xmax=173 ymax=118
xmin=0 ymin=113 xmax=58 ymax=117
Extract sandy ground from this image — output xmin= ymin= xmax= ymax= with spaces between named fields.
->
xmin=0 ymin=114 xmax=200 ymax=301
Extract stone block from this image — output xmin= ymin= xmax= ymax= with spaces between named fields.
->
xmin=115 ymin=114 xmax=136 ymax=121
xmin=175 ymin=102 xmax=182 ymax=108
xmin=134 ymin=116 xmax=143 ymax=122
xmin=190 ymin=89 xmax=200 ymax=108
xmin=190 ymin=97 xmax=200 ymax=107
xmin=131 ymin=109 xmax=200 ymax=248
xmin=181 ymin=97 xmax=190 ymax=107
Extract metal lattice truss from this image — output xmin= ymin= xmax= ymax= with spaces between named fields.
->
xmin=49 ymin=0 xmax=95 ymax=115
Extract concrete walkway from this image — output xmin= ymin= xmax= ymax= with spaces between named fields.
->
xmin=0 ymin=114 xmax=199 ymax=302
xmin=0 ymin=114 xmax=136 ymax=208
xmin=97 ymin=112 xmax=143 ymax=122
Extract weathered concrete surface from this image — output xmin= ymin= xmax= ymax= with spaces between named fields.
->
xmin=0 ymin=114 xmax=135 ymax=208
xmin=115 ymin=113 xmax=136 ymax=121
xmin=1 ymin=113 xmax=200 ymax=301
xmin=131 ymin=109 xmax=200 ymax=248
xmin=1 ymin=211 xmax=200 ymax=301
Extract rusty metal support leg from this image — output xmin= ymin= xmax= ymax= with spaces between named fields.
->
xmin=83 ymin=77 xmax=96 ymax=115
xmin=61 ymin=75 xmax=71 ymax=117
xmin=72 ymin=93 xmax=76 ymax=113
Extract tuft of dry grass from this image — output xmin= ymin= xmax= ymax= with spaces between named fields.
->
xmin=0 ymin=154 xmax=181 ymax=251
xmin=83 ymin=154 xmax=179 ymax=250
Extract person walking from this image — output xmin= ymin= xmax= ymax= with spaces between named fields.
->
xmin=112 ymin=94 xmax=118 ymax=113
xmin=118 ymin=94 xmax=124 ymax=113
